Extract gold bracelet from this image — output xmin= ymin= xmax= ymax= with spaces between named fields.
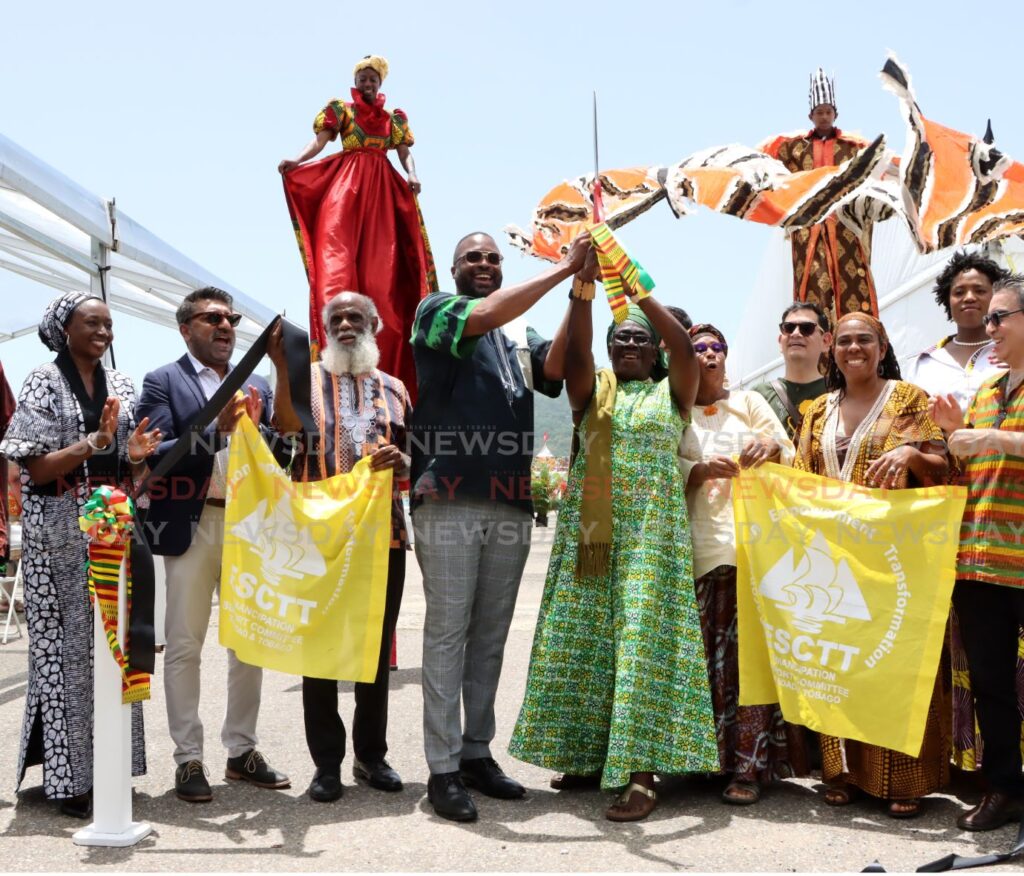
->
xmin=571 ymin=277 xmax=596 ymax=301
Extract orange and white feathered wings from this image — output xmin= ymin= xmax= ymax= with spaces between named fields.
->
xmin=881 ymin=54 xmax=1024 ymax=252
xmin=662 ymin=137 xmax=888 ymax=234
xmin=504 ymin=167 xmax=665 ymax=262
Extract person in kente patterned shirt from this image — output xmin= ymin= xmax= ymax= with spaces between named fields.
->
xmin=931 ymin=274 xmax=1024 ymax=832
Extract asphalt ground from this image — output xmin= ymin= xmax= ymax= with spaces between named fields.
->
xmin=0 ymin=521 xmax=1021 ymax=872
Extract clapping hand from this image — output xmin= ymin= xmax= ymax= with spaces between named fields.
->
xmin=94 ymin=397 xmax=121 ymax=450
xmin=128 ymin=417 xmax=162 ymax=464
xmin=928 ymin=394 xmax=965 ymax=434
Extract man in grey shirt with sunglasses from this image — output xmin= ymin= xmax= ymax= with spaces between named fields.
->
xmin=753 ymin=302 xmax=832 ymax=441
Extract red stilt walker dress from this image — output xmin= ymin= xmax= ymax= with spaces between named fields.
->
xmin=281 ymin=62 xmax=437 ymax=401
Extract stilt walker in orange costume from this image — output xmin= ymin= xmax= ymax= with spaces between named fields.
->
xmin=761 ymin=69 xmax=880 ymax=320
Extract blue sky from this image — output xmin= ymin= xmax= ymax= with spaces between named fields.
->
xmin=2 ymin=0 xmax=1022 ymax=394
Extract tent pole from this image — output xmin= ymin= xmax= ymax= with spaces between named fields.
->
xmin=91 ymin=237 xmax=116 ymax=370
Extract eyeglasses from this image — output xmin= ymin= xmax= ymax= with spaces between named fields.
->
xmin=982 ymin=308 xmax=1024 ymax=328
xmin=611 ymin=330 xmax=654 ymax=347
xmin=780 ymin=321 xmax=821 ymax=337
xmin=188 ymin=312 xmax=242 ymax=327
xmin=693 ymin=341 xmax=727 ymax=354
xmin=459 ymin=251 xmax=503 ymax=266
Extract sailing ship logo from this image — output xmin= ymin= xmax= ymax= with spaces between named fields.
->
xmin=758 ymin=530 xmax=871 ymax=634
xmin=230 ymin=495 xmax=327 ymax=586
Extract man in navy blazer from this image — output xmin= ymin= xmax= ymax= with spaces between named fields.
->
xmin=137 ymin=287 xmax=289 ymax=803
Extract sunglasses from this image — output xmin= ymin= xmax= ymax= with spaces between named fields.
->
xmin=693 ymin=341 xmax=726 ymax=354
xmin=188 ymin=312 xmax=242 ymax=327
xmin=983 ymin=308 xmax=1024 ymax=328
xmin=611 ymin=330 xmax=654 ymax=347
xmin=780 ymin=321 xmax=820 ymax=337
xmin=459 ymin=250 xmax=503 ymax=266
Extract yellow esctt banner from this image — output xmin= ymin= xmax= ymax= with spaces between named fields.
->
xmin=219 ymin=417 xmax=392 ymax=682
xmin=734 ymin=463 xmax=966 ymax=757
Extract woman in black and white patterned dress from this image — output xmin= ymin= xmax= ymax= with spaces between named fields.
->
xmin=0 ymin=292 xmax=160 ymax=818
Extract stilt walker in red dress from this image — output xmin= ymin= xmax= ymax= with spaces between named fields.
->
xmin=279 ymin=54 xmax=437 ymax=400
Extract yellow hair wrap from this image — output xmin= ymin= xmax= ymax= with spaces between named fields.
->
xmin=353 ymin=54 xmax=389 ymax=82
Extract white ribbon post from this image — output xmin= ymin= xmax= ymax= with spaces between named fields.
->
xmin=72 ymin=559 xmax=151 ymax=847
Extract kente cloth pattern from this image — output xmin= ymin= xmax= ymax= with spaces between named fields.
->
xmin=958 ymin=372 xmax=1024 ymax=589
xmin=880 ymin=55 xmax=1024 ymax=254
xmin=509 ymin=378 xmax=719 ymax=789
xmin=295 ymin=363 xmax=412 ymax=549
xmin=0 ymin=363 xmax=145 ymax=799
xmin=793 ymin=380 xmax=952 ymax=799
xmin=283 ymin=88 xmax=437 ymax=402
xmin=951 ymin=607 xmax=1024 ymax=770
xmin=695 ymin=564 xmax=808 ymax=783
xmin=505 ymin=167 xmax=665 ymax=262
xmin=86 ymin=542 xmax=150 ymax=703
xmin=760 ymin=131 xmax=881 ymax=320
xmin=589 ymin=223 xmax=654 ymax=323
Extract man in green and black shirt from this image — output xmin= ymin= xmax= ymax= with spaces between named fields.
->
xmin=410 ymin=230 xmax=593 ymax=823
xmin=753 ymin=302 xmax=832 ymax=441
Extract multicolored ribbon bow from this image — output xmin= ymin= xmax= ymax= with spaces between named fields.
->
xmin=79 ymin=486 xmax=151 ymax=704
xmin=589 ymin=222 xmax=655 ymax=323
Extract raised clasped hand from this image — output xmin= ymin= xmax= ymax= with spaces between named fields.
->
xmin=563 ymin=232 xmax=593 ymax=274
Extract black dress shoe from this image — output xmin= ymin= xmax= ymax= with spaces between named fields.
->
xmin=459 ymin=757 xmax=525 ymax=799
xmin=353 ymin=759 xmax=403 ymax=792
xmin=175 ymin=760 xmax=213 ymax=803
xmin=225 ymin=749 xmax=291 ymax=789
xmin=957 ymin=792 xmax=1023 ymax=831
xmin=59 ymin=790 xmax=93 ymax=819
xmin=308 ymin=768 xmax=343 ymax=803
xmin=427 ymin=771 xmax=478 ymax=822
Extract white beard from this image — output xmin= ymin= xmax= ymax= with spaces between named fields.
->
xmin=320 ymin=332 xmax=380 ymax=376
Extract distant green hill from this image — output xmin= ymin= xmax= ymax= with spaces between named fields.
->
xmin=533 ymin=392 xmax=574 ymax=458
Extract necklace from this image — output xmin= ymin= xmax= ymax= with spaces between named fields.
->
xmin=822 ymin=380 xmax=895 ymax=482
xmin=949 ymin=336 xmax=991 ymax=347
xmin=338 ymin=374 xmax=378 ymax=446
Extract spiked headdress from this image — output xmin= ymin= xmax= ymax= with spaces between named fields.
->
xmin=809 ymin=67 xmax=836 ymax=111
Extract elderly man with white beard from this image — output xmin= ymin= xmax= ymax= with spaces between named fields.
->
xmin=269 ymin=291 xmax=412 ymax=803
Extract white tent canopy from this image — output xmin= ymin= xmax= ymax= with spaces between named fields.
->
xmin=0 ymin=132 xmax=274 ymax=347
xmin=729 ymin=219 xmax=1024 ymax=389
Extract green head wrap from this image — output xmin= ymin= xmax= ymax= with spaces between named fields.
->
xmin=606 ymin=303 xmax=668 ymax=381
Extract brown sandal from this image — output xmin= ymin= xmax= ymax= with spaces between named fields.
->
xmin=823 ymin=783 xmax=856 ymax=806
xmin=888 ymin=798 xmax=923 ymax=819
xmin=605 ymin=782 xmax=657 ymax=822
xmin=722 ymin=780 xmax=761 ymax=805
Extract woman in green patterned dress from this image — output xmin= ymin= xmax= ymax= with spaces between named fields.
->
xmin=509 ymin=274 xmax=719 ymax=823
